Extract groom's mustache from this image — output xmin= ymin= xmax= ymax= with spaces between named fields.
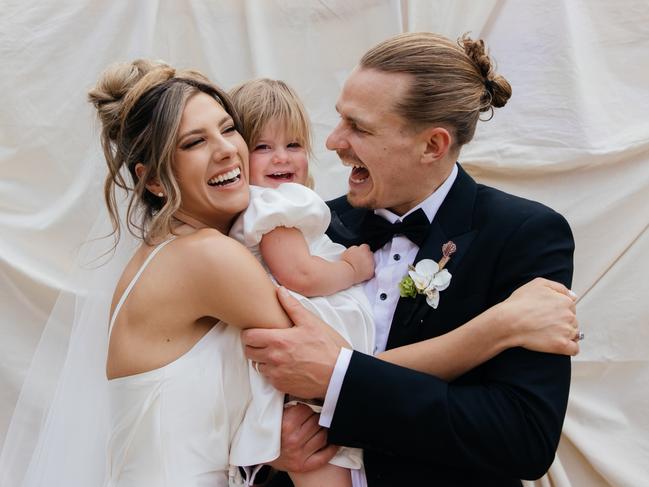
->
xmin=336 ymin=149 xmax=363 ymax=165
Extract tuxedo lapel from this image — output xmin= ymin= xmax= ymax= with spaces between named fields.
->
xmin=327 ymin=204 xmax=372 ymax=248
xmin=387 ymin=165 xmax=479 ymax=348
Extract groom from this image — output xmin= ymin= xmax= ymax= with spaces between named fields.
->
xmin=243 ymin=33 xmax=575 ymax=486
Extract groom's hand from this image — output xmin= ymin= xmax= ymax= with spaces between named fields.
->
xmin=269 ymin=403 xmax=338 ymax=473
xmin=242 ymin=287 xmax=349 ymax=399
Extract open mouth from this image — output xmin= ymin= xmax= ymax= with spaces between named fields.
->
xmin=207 ymin=167 xmax=241 ymax=187
xmin=343 ymin=161 xmax=369 ymax=184
xmin=266 ymin=172 xmax=294 ymax=181
xmin=350 ymin=165 xmax=369 ymax=184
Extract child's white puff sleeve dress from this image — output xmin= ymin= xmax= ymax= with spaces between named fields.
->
xmin=229 ymin=183 xmax=375 ymax=472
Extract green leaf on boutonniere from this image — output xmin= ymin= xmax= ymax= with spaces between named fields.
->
xmin=399 ymin=275 xmax=417 ymax=298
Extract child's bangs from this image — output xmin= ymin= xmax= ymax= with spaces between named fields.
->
xmin=281 ymin=108 xmax=312 ymax=154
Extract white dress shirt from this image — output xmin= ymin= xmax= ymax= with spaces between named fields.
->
xmin=319 ymin=165 xmax=458 ymax=487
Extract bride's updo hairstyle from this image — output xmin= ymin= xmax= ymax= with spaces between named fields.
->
xmin=360 ymin=32 xmax=512 ymax=150
xmin=88 ymin=59 xmax=241 ymax=245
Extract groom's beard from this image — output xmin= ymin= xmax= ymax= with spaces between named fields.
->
xmin=336 ymin=150 xmax=382 ymax=210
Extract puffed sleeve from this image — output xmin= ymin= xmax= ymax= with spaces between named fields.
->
xmin=239 ymin=183 xmax=331 ymax=248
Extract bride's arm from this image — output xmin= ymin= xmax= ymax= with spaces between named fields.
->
xmin=377 ymin=278 xmax=579 ymax=381
xmin=243 ymin=277 xmax=578 ymax=399
xmin=184 ymin=229 xmax=292 ymax=330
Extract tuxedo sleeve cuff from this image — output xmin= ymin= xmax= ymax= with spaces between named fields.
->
xmin=319 ymin=347 xmax=353 ymax=428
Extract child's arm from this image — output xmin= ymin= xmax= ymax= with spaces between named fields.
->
xmin=289 ymin=464 xmax=352 ymax=487
xmin=260 ymin=226 xmax=374 ymax=297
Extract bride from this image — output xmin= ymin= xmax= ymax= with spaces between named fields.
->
xmin=0 ymin=60 xmax=579 ymax=487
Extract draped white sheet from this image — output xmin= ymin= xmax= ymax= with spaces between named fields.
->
xmin=1 ymin=1 xmax=647 ymax=485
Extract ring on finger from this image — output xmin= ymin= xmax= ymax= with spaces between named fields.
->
xmin=576 ymin=331 xmax=585 ymax=341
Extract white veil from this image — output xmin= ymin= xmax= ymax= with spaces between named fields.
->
xmin=0 ymin=200 xmax=139 ymax=486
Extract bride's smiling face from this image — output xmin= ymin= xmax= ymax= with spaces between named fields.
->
xmin=173 ymin=92 xmax=250 ymax=233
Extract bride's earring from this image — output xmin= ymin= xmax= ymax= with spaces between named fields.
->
xmin=157 ymin=192 xmax=164 ymax=198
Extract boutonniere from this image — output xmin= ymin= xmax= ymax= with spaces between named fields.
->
xmin=398 ymin=241 xmax=457 ymax=309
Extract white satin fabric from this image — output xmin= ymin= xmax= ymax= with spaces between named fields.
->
xmin=105 ymin=238 xmax=275 ymax=487
xmin=106 ymin=324 xmax=244 ymax=487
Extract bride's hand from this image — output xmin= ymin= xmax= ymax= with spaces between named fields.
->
xmin=497 ymin=277 xmax=580 ymax=356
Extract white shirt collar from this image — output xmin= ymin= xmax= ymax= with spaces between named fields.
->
xmin=374 ymin=163 xmax=458 ymax=224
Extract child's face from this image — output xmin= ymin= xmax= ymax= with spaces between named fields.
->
xmin=249 ymin=120 xmax=308 ymax=188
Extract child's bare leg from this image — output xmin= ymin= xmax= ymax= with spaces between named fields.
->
xmin=289 ymin=464 xmax=352 ymax=487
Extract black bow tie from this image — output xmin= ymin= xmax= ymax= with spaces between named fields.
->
xmin=361 ymin=208 xmax=430 ymax=251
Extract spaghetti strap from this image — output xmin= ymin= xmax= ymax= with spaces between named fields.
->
xmin=108 ymin=237 xmax=177 ymax=337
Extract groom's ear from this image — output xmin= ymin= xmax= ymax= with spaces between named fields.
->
xmin=419 ymin=127 xmax=452 ymax=165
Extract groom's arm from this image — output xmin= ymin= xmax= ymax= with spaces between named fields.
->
xmin=327 ymin=208 xmax=574 ymax=479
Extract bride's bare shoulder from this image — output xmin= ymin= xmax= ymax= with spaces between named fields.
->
xmin=171 ymin=228 xmax=255 ymax=271
xmin=168 ymin=229 xmax=273 ymax=318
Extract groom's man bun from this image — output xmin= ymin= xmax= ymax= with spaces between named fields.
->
xmin=359 ymin=32 xmax=512 ymax=148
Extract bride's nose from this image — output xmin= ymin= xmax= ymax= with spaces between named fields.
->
xmin=211 ymin=137 xmax=238 ymax=162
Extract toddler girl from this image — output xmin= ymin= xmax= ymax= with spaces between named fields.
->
xmin=229 ymin=79 xmax=373 ymax=486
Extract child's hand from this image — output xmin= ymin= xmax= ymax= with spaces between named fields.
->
xmin=341 ymin=244 xmax=375 ymax=283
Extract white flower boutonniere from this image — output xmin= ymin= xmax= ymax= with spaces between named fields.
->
xmin=398 ymin=241 xmax=457 ymax=309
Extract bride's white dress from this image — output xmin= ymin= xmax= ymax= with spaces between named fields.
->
xmin=2 ymin=184 xmax=373 ymax=487
xmin=105 ymin=238 xmax=278 ymax=487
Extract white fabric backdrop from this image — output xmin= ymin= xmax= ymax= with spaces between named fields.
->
xmin=1 ymin=1 xmax=647 ymax=485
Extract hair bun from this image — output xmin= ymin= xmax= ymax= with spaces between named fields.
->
xmin=88 ymin=59 xmax=169 ymax=142
xmin=460 ymin=35 xmax=512 ymax=111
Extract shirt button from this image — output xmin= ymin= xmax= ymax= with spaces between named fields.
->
xmin=393 ymin=253 xmax=401 ymax=261
xmin=379 ymin=292 xmax=387 ymax=301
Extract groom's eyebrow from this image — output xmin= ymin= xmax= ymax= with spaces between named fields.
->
xmin=335 ymin=105 xmax=372 ymax=129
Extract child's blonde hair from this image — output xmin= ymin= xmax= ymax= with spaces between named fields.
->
xmin=229 ymin=78 xmax=314 ymax=188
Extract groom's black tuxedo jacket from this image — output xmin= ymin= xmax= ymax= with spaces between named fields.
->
xmin=327 ymin=165 xmax=573 ymax=486
xmin=270 ymin=164 xmax=574 ymax=486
